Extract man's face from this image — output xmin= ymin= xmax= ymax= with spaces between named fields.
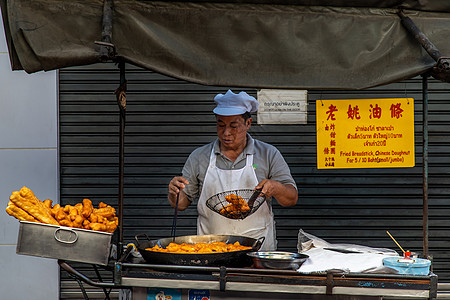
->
xmin=216 ymin=115 xmax=251 ymax=151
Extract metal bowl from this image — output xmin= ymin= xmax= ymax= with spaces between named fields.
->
xmin=247 ymin=251 xmax=309 ymax=270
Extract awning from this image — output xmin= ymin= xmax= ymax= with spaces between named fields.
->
xmin=2 ymin=0 xmax=450 ymax=89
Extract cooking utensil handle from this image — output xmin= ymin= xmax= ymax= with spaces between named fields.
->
xmin=248 ymin=188 xmax=263 ymax=207
xmin=135 ymin=233 xmax=151 ymax=245
xmin=253 ymin=236 xmax=265 ymax=250
xmin=254 ymin=188 xmax=263 ymax=196
xmin=118 ymin=243 xmax=136 ymax=263
xmin=54 ymin=228 xmax=78 ymax=244
xmin=171 ymin=192 xmax=180 ymax=241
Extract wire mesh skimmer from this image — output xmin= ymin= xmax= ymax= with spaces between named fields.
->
xmin=206 ymin=189 xmax=266 ymax=220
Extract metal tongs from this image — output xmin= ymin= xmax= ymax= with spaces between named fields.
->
xmin=247 ymin=188 xmax=263 ymax=210
xmin=171 ymin=192 xmax=180 ymax=241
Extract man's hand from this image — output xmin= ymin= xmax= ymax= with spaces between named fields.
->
xmin=168 ymin=176 xmax=191 ymax=210
xmin=255 ymin=179 xmax=298 ymax=207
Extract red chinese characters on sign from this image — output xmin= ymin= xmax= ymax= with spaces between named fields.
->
xmin=390 ymin=103 xmax=404 ymax=119
xmin=323 ymin=104 xmax=337 ymax=167
xmin=345 ymin=103 xmax=404 ymax=121
xmin=330 ymin=140 xmax=336 ymax=147
xmin=317 ymin=98 xmax=414 ymax=169
xmin=347 ymin=105 xmax=361 ymax=120
xmin=369 ymin=104 xmax=382 ymax=119
xmin=325 ymin=157 xmax=335 ymax=163
xmin=326 ymin=104 xmax=338 ymax=120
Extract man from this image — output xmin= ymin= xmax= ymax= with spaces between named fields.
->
xmin=168 ymin=90 xmax=297 ymax=250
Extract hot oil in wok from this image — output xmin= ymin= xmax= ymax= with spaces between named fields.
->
xmin=146 ymin=241 xmax=252 ymax=254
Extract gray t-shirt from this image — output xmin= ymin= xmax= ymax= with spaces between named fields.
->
xmin=182 ymin=134 xmax=297 ymax=203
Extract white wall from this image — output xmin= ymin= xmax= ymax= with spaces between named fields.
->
xmin=0 ymin=15 xmax=59 ymax=300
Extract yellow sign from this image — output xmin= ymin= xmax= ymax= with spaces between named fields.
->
xmin=316 ymin=98 xmax=415 ymax=169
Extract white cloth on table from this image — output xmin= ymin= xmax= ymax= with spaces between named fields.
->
xmin=297 ymin=247 xmax=399 ymax=273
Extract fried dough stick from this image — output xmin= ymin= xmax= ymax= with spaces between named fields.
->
xmin=9 ymin=186 xmax=59 ymax=225
xmin=5 ymin=201 xmax=38 ymax=222
xmin=6 ymin=187 xmax=119 ymax=233
xmin=94 ymin=205 xmax=116 ymax=218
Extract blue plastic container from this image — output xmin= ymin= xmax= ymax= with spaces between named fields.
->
xmin=382 ymin=257 xmax=431 ymax=275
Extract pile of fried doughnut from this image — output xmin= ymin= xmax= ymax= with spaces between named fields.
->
xmin=146 ymin=241 xmax=252 ymax=253
xmin=219 ymin=193 xmax=250 ymax=216
xmin=5 ymin=186 xmax=118 ymax=233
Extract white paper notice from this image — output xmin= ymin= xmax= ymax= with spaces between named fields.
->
xmin=257 ymin=89 xmax=307 ymax=124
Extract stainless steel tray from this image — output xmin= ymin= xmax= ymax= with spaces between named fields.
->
xmin=16 ymin=221 xmax=112 ymax=265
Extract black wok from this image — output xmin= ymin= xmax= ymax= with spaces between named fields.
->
xmin=135 ymin=234 xmax=264 ymax=267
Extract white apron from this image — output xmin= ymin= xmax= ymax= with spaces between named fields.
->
xmin=197 ymin=146 xmax=276 ymax=250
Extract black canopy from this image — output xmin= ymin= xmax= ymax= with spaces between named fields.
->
xmin=2 ymin=0 xmax=450 ymax=89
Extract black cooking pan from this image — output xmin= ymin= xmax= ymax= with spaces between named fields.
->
xmin=135 ymin=234 xmax=265 ymax=267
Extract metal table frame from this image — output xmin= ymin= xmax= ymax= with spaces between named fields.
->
xmin=58 ymin=246 xmax=438 ymax=300
xmin=115 ymin=263 xmax=438 ymax=299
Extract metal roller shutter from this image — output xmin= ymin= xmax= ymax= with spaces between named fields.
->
xmin=59 ymin=63 xmax=450 ymax=298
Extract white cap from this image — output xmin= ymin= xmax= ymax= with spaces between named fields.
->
xmin=213 ymin=90 xmax=259 ymax=116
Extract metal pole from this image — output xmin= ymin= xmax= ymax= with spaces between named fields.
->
xmin=115 ymin=60 xmax=127 ymax=253
xmin=99 ymin=0 xmax=114 ymax=62
xmin=398 ymin=10 xmax=442 ymax=61
xmin=422 ymin=74 xmax=429 ymax=258
xmin=397 ymin=10 xmax=450 ymax=79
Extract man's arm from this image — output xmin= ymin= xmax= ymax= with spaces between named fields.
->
xmin=255 ymin=179 xmax=298 ymax=207
xmin=168 ymin=176 xmax=191 ymax=211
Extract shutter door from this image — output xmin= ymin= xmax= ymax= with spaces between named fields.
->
xmin=59 ymin=63 xmax=450 ymax=298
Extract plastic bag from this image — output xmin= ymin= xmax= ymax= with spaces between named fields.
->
xmin=297 ymin=229 xmax=398 ymax=255
xmin=296 ymin=229 xmax=400 ymax=274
